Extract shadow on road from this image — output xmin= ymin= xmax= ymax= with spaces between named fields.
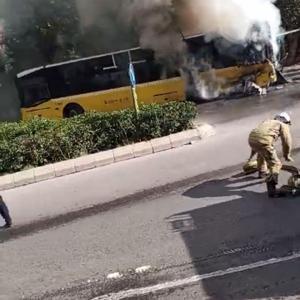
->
xmin=168 ymin=174 xmax=300 ymax=299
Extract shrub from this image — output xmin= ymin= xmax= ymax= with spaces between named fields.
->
xmin=0 ymin=101 xmax=197 ymax=174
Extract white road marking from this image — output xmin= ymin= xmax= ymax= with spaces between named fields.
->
xmin=107 ymin=272 xmax=123 ymax=280
xmin=94 ymin=251 xmax=300 ymax=300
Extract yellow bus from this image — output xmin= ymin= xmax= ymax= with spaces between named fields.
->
xmin=184 ymin=34 xmax=277 ymax=99
xmin=16 ymin=47 xmax=185 ymax=120
xmin=16 ymin=34 xmax=277 ymax=120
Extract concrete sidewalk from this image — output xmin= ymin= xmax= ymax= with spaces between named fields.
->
xmin=0 ymin=124 xmax=215 ymax=191
xmin=2 ymin=95 xmax=300 ymax=228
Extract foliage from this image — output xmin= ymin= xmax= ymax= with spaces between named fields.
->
xmin=3 ymin=0 xmax=81 ymax=72
xmin=0 ymin=101 xmax=197 ymax=174
xmin=276 ymin=0 xmax=300 ymax=30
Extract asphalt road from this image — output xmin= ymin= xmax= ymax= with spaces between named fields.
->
xmin=197 ymin=84 xmax=299 ymax=125
xmin=2 ymin=150 xmax=300 ymax=300
xmin=1 ymin=84 xmax=300 ymax=300
xmin=2 ymin=84 xmax=300 ymax=230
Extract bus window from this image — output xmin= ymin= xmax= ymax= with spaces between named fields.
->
xmin=133 ymin=62 xmax=161 ymax=83
xmin=114 ymin=52 xmax=130 ymax=69
xmin=20 ymin=77 xmax=51 ymax=107
xmin=89 ymin=72 xmax=113 ymax=91
xmin=87 ymin=56 xmax=116 ymax=71
xmin=105 ymin=69 xmax=130 ymax=88
xmin=130 ymin=48 xmax=154 ymax=63
xmin=133 ymin=61 xmax=180 ymax=84
xmin=96 ymin=55 xmax=115 ymax=69
xmin=46 ymin=66 xmax=70 ymax=98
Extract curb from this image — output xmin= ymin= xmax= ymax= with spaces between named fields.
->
xmin=0 ymin=124 xmax=216 ymax=192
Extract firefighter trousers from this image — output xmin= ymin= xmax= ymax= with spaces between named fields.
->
xmin=248 ymin=140 xmax=282 ymax=174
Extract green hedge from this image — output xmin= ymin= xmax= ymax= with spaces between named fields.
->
xmin=0 ymin=101 xmax=197 ymax=174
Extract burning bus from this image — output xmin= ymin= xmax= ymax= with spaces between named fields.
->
xmin=182 ymin=32 xmax=278 ymax=100
xmin=16 ymin=32 xmax=279 ymax=120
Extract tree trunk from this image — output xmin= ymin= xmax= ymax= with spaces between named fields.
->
xmin=286 ymin=33 xmax=300 ymax=66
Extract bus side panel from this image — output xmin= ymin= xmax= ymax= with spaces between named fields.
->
xmin=21 ymin=100 xmax=62 ymax=120
xmin=21 ymin=77 xmax=186 ymax=120
xmin=67 ymin=87 xmax=134 ymax=113
xmin=199 ymin=62 xmax=277 ymax=88
xmin=136 ymin=77 xmax=185 ymax=105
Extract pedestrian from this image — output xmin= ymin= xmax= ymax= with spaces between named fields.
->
xmin=0 ymin=195 xmax=12 ymax=229
xmin=244 ymin=112 xmax=293 ymax=187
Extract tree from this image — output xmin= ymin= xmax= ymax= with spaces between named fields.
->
xmin=76 ymin=0 xmax=138 ymax=56
xmin=276 ymin=0 xmax=300 ymax=65
xmin=276 ymin=0 xmax=300 ymax=30
xmin=4 ymin=0 xmax=81 ymax=73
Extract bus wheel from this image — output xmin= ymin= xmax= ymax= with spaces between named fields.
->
xmin=63 ymin=104 xmax=85 ymax=118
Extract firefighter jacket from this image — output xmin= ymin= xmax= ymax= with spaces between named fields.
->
xmin=249 ymin=119 xmax=292 ymax=158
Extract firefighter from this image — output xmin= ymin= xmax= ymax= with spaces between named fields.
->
xmin=0 ymin=195 xmax=12 ymax=229
xmin=246 ymin=112 xmax=293 ymax=184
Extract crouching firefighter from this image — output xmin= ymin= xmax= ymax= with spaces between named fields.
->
xmin=245 ymin=112 xmax=293 ymax=197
